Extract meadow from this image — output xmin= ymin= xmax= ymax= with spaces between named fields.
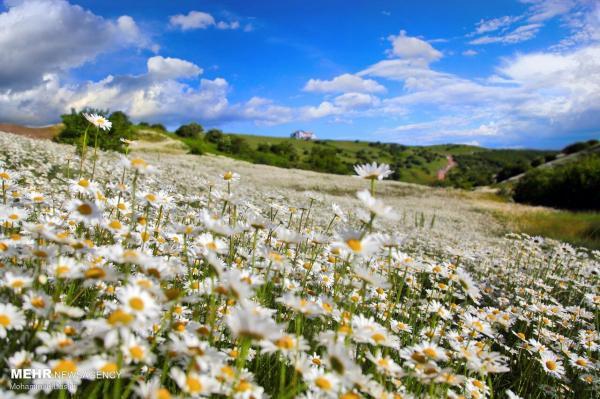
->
xmin=0 ymin=123 xmax=598 ymax=399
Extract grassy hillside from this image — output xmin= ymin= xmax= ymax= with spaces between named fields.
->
xmin=0 ymin=118 xmax=558 ymax=188
xmin=167 ymin=128 xmax=554 ymax=187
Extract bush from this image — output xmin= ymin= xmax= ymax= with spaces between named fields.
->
xmin=55 ymin=108 xmax=134 ymax=153
xmin=175 ymin=122 xmax=203 ymax=138
xmin=561 ymin=140 xmax=598 ymax=155
xmin=513 ymin=154 xmax=600 ymax=211
xmin=204 ymin=129 xmax=224 ymax=143
xmin=150 ymin=123 xmax=167 ymax=132
xmin=496 ymin=161 xmax=531 ymax=182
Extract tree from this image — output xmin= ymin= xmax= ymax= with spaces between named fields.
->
xmin=175 ymin=122 xmax=203 ymax=138
xmin=204 ymin=129 xmax=224 ymax=143
xmin=55 ymin=108 xmax=134 ymax=153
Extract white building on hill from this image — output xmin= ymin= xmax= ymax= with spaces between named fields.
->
xmin=290 ymin=130 xmax=316 ymax=140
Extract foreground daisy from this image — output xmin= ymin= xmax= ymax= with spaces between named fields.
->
xmin=353 ymin=162 xmax=393 ymax=180
xmin=0 ymin=303 xmax=26 ymax=337
xmin=84 ymin=113 xmax=112 ymax=131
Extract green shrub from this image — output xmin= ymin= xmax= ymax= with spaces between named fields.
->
xmin=175 ymin=122 xmax=203 ymax=138
xmin=513 ymin=154 xmax=600 ymax=211
xmin=55 ymin=108 xmax=134 ymax=153
xmin=204 ymin=129 xmax=224 ymax=143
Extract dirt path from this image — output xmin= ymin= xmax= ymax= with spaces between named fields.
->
xmin=0 ymin=123 xmax=61 ymax=140
xmin=437 ymin=155 xmax=457 ymax=180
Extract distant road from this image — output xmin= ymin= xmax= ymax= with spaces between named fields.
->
xmin=437 ymin=155 xmax=457 ymax=180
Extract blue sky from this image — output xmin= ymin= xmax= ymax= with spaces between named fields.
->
xmin=1 ymin=0 xmax=599 ymax=148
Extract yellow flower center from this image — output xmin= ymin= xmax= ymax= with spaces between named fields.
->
xmin=109 ymin=220 xmax=122 ymax=229
xmin=52 ymin=359 xmax=77 ymax=375
xmin=107 ymin=309 xmax=134 ymax=326
xmin=157 ymin=388 xmax=171 ymax=399
xmin=423 ymin=347 xmax=438 ymax=358
xmin=145 ymin=194 xmax=156 ymax=202
xmin=85 ymin=267 xmax=106 ymax=279
xmin=186 ymin=376 xmax=203 ymax=393
xmin=346 ymin=239 xmax=362 ymax=252
xmin=8 ymin=214 xmax=19 ymax=220
xmin=235 ymin=380 xmax=252 ymax=392
xmin=0 ymin=172 xmax=9 ymax=179
xmin=129 ymin=297 xmax=145 ymax=311
xmin=78 ymin=179 xmax=90 ymax=188
xmin=100 ymin=363 xmax=119 ymax=374
xmin=223 ymin=171 xmax=234 ymax=180
xmin=546 ymin=360 xmax=557 ymax=371
xmin=129 ymin=346 xmax=144 ymax=360
xmin=0 ymin=314 xmax=11 ymax=327
xmin=315 ymin=376 xmax=333 ymax=390
xmin=131 ymin=158 xmax=148 ymax=168
xmin=77 ymin=203 xmax=93 ymax=216
xmin=31 ymin=297 xmax=46 ymax=308
xmin=371 ymin=333 xmax=386 ymax=343
xmin=576 ymin=359 xmax=587 ymax=367
xmin=276 ymin=336 xmax=295 ymax=349
xmin=10 ymin=279 xmax=24 ymax=288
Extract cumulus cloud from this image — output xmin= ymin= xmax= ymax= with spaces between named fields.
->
xmin=303 ymin=74 xmax=386 ymax=94
xmin=0 ymin=0 xmax=152 ymax=89
xmin=169 ymin=11 xmax=215 ymax=30
xmin=368 ymin=43 xmax=600 ymax=146
xmin=0 ymin=55 xmax=290 ymax=127
xmin=147 ymin=56 xmax=203 ymax=80
xmin=386 ymin=30 xmax=442 ymax=63
xmin=169 ymin=10 xmax=241 ymax=31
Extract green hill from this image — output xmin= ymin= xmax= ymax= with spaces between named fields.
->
xmin=134 ymin=125 xmax=555 ymax=188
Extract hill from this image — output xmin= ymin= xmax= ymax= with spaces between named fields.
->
xmin=0 ymin=121 xmax=561 ymax=188
xmin=173 ymin=128 xmax=555 ymax=187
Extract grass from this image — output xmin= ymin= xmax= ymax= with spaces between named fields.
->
xmin=494 ymin=208 xmax=600 ymax=250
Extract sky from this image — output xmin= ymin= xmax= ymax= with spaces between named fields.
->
xmin=0 ymin=0 xmax=599 ymax=149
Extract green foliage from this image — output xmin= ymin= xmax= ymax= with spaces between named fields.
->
xmin=446 ymin=149 xmax=554 ymax=188
xmin=306 ymin=146 xmax=348 ymax=174
xmin=513 ymin=154 xmax=600 ymax=211
xmin=561 ymin=139 xmax=598 ymax=154
xmin=55 ymin=108 xmax=134 ymax=153
xmin=175 ymin=122 xmax=204 ymax=138
xmin=204 ymin=129 xmax=224 ymax=143
xmin=496 ymin=161 xmax=531 ymax=182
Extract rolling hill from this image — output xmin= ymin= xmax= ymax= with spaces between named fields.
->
xmin=0 ymin=121 xmax=559 ymax=188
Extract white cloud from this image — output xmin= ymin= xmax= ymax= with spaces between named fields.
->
xmin=147 ymin=56 xmax=203 ymax=80
xmin=473 ymin=15 xmax=521 ymax=35
xmin=462 ymin=49 xmax=478 ymax=56
xmin=386 ymin=30 xmax=442 ymax=63
xmin=169 ymin=10 xmax=241 ymax=31
xmin=0 ymin=0 xmax=152 ymax=89
xmin=216 ymin=20 xmax=240 ymax=30
xmin=169 ymin=11 xmax=215 ymax=30
xmin=469 ymin=23 xmax=542 ymax=45
xmin=303 ymin=73 xmax=386 ymax=93
xmin=333 ymin=92 xmax=380 ymax=109
xmin=0 ymin=55 xmax=289 ymax=127
xmin=523 ymin=0 xmax=576 ymax=22
xmin=300 ymin=101 xmax=342 ymax=119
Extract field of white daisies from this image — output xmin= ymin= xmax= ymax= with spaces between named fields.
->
xmin=0 ymin=120 xmax=598 ymax=399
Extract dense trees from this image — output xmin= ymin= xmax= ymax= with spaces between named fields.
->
xmin=513 ymin=154 xmax=600 ymax=211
